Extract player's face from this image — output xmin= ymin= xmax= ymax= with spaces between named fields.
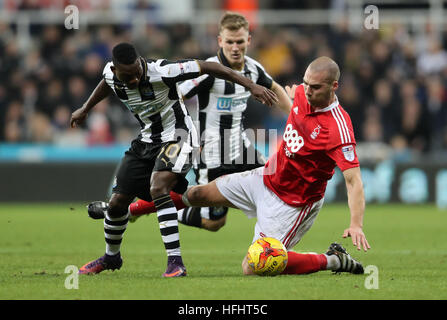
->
xmin=218 ymin=27 xmax=251 ymax=70
xmin=112 ymin=59 xmax=143 ymax=89
xmin=303 ymin=69 xmax=337 ymax=108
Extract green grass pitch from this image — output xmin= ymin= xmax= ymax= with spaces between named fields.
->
xmin=0 ymin=203 xmax=446 ymax=300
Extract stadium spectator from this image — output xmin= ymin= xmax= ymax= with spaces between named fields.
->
xmin=29 ymin=112 xmax=52 ymax=142
xmin=257 ymin=32 xmax=293 ymax=78
xmin=425 ymin=76 xmax=447 ymax=149
xmin=398 ymin=97 xmax=431 ymax=152
xmin=40 ymin=25 xmax=63 ymax=63
xmin=373 ymin=78 xmax=399 ymax=143
xmin=52 ymin=104 xmax=87 ymax=146
xmin=36 ymin=78 xmax=64 ymax=117
xmin=86 ymin=100 xmax=115 ymax=145
xmin=417 ymin=38 xmax=447 ymax=76
xmin=4 ymin=100 xmax=27 ymax=142
xmin=362 ymin=104 xmax=384 ymax=144
xmin=67 ymin=75 xmax=89 ymax=111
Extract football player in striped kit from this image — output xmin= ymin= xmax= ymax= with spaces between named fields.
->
xmin=104 ymin=12 xmax=293 ymax=231
xmin=70 ymin=42 xmax=278 ymax=277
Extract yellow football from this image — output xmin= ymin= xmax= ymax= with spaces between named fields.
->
xmin=246 ymin=237 xmax=288 ymax=276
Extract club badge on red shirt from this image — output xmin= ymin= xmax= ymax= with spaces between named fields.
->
xmin=341 ymin=145 xmax=355 ymax=162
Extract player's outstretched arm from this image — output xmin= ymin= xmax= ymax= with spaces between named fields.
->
xmin=197 ymin=60 xmax=278 ymax=106
xmin=70 ymin=79 xmax=112 ymax=128
xmin=342 ymin=167 xmax=371 ymax=252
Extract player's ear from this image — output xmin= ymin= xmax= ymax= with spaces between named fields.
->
xmin=332 ymin=80 xmax=339 ymax=91
xmin=217 ymin=34 xmax=223 ymax=48
xmin=110 ymin=65 xmax=116 ymax=74
xmin=247 ymin=34 xmax=252 ymax=46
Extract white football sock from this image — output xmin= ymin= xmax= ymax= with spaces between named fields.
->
xmin=325 ymin=254 xmax=341 ymax=270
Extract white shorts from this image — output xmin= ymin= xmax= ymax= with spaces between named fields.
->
xmin=215 ymin=167 xmax=324 ymax=250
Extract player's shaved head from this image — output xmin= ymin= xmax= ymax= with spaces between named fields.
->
xmin=303 ymin=57 xmax=340 ymax=109
xmin=308 ymin=56 xmax=340 ymax=83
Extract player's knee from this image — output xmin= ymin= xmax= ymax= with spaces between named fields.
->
xmin=187 ymin=185 xmax=205 ymax=203
xmin=186 ymin=183 xmax=224 ymax=207
xmin=107 ymin=193 xmax=134 ymax=218
xmin=150 ymin=171 xmax=178 ymax=199
xmin=108 ymin=197 xmax=130 ymax=219
xmin=149 ymin=184 xmax=170 ymax=199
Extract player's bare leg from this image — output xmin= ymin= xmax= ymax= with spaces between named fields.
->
xmin=183 ymin=181 xmax=236 ymax=208
xmin=201 ymin=215 xmax=227 ymax=232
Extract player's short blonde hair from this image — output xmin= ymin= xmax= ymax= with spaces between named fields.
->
xmin=219 ymin=12 xmax=249 ymax=33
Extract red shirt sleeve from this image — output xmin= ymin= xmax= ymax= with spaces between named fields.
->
xmin=326 ymin=106 xmax=359 ymax=171
xmin=327 ymin=144 xmax=360 ymax=171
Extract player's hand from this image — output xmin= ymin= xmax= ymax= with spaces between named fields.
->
xmin=70 ymin=107 xmax=88 ymax=128
xmin=342 ymin=226 xmax=370 ymax=251
xmin=285 ymin=84 xmax=298 ymax=100
xmin=249 ymin=83 xmax=278 ymax=106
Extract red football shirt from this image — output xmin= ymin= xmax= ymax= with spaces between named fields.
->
xmin=263 ymin=84 xmax=359 ymax=207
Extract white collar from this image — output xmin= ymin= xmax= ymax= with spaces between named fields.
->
xmin=313 ymin=95 xmax=339 ymax=113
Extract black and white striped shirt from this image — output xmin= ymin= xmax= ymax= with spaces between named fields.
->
xmin=103 ymin=58 xmax=201 ymax=144
xmin=178 ymin=49 xmax=273 ymax=168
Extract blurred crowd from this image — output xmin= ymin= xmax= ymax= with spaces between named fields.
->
xmin=1 ymin=2 xmax=447 ymax=162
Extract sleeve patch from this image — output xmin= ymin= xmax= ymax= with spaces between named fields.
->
xmin=341 ymin=145 xmax=355 ymax=161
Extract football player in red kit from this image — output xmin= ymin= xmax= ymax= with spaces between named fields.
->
xmin=114 ymin=56 xmax=371 ymax=275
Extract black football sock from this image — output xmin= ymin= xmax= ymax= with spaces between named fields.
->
xmin=178 ymin=207 xmax=203 ymax=228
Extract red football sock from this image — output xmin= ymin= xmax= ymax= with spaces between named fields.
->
xmin=166 ymin=192 xmax=186 ymax=210
xmin=281 ymin=251 xmax=327 ymax=275
xmin=129 ymin=192 xmax=186 ymax=216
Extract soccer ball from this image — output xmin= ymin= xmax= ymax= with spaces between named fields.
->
xmin=246 ymin=237 xmax=288 ymax=276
